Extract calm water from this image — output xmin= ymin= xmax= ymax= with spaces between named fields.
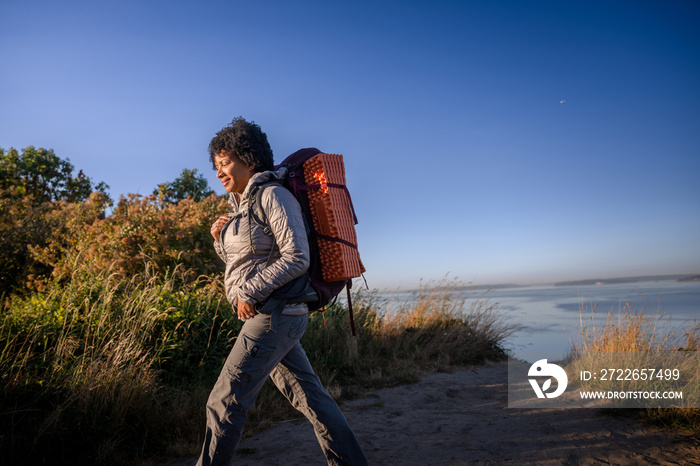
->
xmin=370 ymin=280 xmax=700 ymax=363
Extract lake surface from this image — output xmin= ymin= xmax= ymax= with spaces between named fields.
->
xmin=370 ymin=280 xmax=700 ymax=363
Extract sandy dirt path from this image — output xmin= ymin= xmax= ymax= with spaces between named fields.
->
xmin=172 ymin=363 xmax=699 ymax=465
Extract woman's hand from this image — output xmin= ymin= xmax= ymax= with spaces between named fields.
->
xmin=210 ymin=215 xmax=230 ymax=242
xmin=237 ymin=300 xmax=256 ymax=321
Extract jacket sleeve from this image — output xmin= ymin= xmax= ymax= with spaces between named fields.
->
xmin=213 ymin=236 xmax=227 ymax=263
xmin=237 ymin=186 xmax=310 ymax=304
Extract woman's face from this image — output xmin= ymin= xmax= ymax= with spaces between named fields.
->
xmin=214 ymin=151 xmax=256 ymax=194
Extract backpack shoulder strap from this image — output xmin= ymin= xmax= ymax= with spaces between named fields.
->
xmin=248 ymin=181 xmax=283 ymax=265
xmin=248 ymin=181 xmax=283 ymax=231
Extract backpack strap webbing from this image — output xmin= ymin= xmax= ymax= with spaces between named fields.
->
xmin=249 ymin=182 xmax=281 ymax=233
xmin=346 ymin=281 xmax=356 ymax=336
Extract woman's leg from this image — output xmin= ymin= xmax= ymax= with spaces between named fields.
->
xmin=269 ymin=342 xmax=369 ymax=466
xmin=196 ymin=313 xmax=302 ymax=466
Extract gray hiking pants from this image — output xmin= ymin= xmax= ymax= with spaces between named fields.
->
xmin=196 ymin=311 xmax=368 ymax=466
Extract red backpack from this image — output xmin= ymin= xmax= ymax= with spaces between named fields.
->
xmin=250 ymin=148 xmax=365 ymax=334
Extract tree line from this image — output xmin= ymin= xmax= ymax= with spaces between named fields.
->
xmin=1 ymin=146 xmax=225 ymax=296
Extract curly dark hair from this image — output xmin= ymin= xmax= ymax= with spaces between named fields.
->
xmin=209 ymin=117 xmax=274 ymax=173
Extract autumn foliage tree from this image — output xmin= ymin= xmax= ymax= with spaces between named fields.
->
xmin=34 ymin=192 xmax=229 ymax=284
xmin=0 ymin=147 xmax=111 ymax=294
xmin=1 ymin=147 xmax=226 ymax=295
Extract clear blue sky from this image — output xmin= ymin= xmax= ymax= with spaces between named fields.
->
xmin=2 ymin=0 xmax=699 ymax=289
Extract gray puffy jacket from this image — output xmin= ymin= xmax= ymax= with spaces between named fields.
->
xmin=214 ymin=167 xmax=310 ymax=308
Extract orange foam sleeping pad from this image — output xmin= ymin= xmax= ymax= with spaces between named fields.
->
xmin=303 ymin=153 xmax=366 ymax=282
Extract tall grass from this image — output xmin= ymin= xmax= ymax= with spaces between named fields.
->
xmin=0 ymin=262 xmax=236 ymax=465
xmin=305 ymin=281 xmax=518 ymax=396
xmin=1 ymin=271 xmax=517 ymax=465
xmin=570 ymin=298 xmax=699 ymax=434
xmin=576 ymin=296 xmax=698 ymax=352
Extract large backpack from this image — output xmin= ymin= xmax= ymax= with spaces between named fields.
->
xmin=250 ymin=148 xmax=365 ymax=334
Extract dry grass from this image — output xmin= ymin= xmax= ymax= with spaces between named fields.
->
xmin=300 ymin=279 xmax=520 ymax=397
xmin=569 ymin=298 xmax=699 ymax=434
xmin=576 ymin=297 xmax=696 ymax=352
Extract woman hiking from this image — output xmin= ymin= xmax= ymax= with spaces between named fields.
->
xmin=196 ymin=117 xmax=368 ymax=466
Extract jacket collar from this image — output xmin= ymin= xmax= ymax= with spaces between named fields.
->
xmin=227 ymin=166 xmax=288 ymax=209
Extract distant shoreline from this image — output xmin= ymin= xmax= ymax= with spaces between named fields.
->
xmin=553 ymin=274 xmax=700 ymax=287
xmin=374 ymin=274 xmax=700 ymax=294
